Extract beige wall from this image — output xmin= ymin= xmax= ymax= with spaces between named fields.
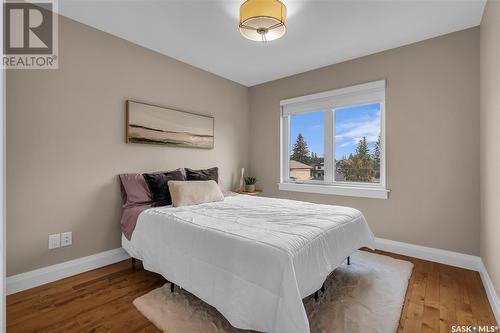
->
xmin=6 ymin=16 xmax=249 ymax=276
xmin=480 ymin=0 xmax=500 ymax=307
xmin=249 ymin=28 xmax=480 ymax=255
xmin=6 ymin=16 xmax=483 ymax=276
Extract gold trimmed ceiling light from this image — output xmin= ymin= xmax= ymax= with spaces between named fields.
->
xmin=239 ymin=0 xmax=287 ymax=42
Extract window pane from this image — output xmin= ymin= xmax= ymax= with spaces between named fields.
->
xmin=289 ymin=111 xmax=324 ymax=181
xmin=334 ymin=103 xmax=381 ymax=183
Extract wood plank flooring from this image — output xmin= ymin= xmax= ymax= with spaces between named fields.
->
xmin=6 ymin=250 xmax=498 ymax=333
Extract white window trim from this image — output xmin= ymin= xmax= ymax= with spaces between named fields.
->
xmin=279 ymin=80 xmax=389 ymax=200
xmin=278 ymin=182 xmax=389 ymax=199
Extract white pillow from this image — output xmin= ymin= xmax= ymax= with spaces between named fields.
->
xmin=168 ymin=180 xmax=224 ymax=207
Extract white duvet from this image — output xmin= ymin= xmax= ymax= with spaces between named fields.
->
xmin=123 ymin=195 xmax=375 ymax=333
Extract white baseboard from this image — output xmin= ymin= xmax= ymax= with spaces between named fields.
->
xmin=6 ymin=248 xmax=130 ymax=295
xmin=478 ymin=260 xmax=500 ymax=325
xmin=375 ymin=237 xmax=499 ymax=324
xmin=375 ymin=237 xmax=481 ymax=271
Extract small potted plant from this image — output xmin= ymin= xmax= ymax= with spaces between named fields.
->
xmin=244 ymin=176 xmax=257 ymax=192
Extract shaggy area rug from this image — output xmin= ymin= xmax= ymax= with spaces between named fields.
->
xmin=133 ymin=250 xmax=413 ymax=333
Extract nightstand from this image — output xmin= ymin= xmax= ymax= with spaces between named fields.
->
xmin=235 ymin=189 xmax=262 ymax=196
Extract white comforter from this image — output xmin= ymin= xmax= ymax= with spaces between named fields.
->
xmin=123 ymin=195 xmax=375 ymax=333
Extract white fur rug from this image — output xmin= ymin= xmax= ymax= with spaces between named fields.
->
xmin=133 ymin=251 xmax=413 ymax=333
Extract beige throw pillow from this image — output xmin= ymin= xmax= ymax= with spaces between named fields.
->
xmin=168 ymin=180 xmax=224 ymax=207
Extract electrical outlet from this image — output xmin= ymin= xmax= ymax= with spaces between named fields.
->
xmin=61 ymin=231 xmax=72 ymax=247
xmin=49 ymin=233 xmax=61 ymax=249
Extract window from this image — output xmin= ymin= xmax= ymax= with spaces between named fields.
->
xmin=279 ymin=80 xmax=388 ymax=199
xmin=289 ymin=111 xmax=324 ymax=181
xmin=334 ymin=103 xmax=381 ymax=184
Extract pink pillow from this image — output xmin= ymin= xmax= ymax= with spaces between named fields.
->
xmin=121 ymin=205 xmax=152 ymax=240
xmin=119 ymin=173 xmax=152 ymax=207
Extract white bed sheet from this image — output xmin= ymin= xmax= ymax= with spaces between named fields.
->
xmin=123 ymin=195 xmax=375 ymax=333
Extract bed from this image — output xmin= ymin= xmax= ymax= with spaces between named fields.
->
xmin=122 ymin=194 xmax=375 ymax=333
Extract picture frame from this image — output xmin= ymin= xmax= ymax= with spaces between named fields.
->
xmin=126 ymin=100 xmax=214 ymax=149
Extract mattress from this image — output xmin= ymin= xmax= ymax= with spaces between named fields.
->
xmin=123 ymin=194 xmax=375 ymax=333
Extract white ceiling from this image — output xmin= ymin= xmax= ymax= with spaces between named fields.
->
xmin=58 ymin=0 xmax=486 ymax=87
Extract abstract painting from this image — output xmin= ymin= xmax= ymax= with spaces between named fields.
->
xmin=126 ymin=100 xmax=214 ymax=149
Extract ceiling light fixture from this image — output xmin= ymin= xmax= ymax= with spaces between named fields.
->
xmin=239 ymin=0 xmax=287 ymax=42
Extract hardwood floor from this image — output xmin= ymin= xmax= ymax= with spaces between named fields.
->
xmin=6 ymin=250 xmax=498 ymax=333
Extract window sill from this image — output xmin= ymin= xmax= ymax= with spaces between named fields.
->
xmin=278 ymin=182 xmax=389 ymax=199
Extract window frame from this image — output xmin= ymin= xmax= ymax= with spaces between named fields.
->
xmin=279 ymin=80 xmax=389 ymax=199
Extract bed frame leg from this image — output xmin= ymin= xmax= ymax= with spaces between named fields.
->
xmin=347 ymin=256 xmax=351 ymax=265
xmin=314 ymin=291 xmax=319 ymax=301
xmin=131 ymin=257 xmax=136 ymax=270
xmin=321 ymin=283 xmax=325 ymax=293
xmin=170 ymin=282 xmax=175 ymax=293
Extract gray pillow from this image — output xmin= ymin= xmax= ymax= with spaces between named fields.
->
xmin=185 ymin=167 xmax=218 ymax=183
xmin=143 ymin=170 xmax=185 ymax=206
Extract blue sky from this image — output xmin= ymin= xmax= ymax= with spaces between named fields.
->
xmin=290 ymin=111 xmax=325 ymax=157
xmin=290 ymin=103 xmax=381 ymax=160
